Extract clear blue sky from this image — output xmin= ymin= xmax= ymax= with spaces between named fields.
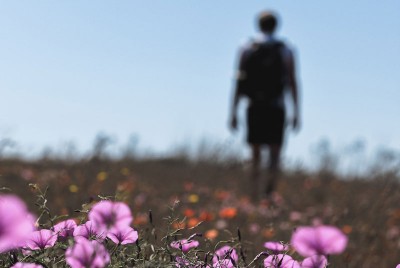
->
xmin=1 ymin=1 xmax=399 ymax=164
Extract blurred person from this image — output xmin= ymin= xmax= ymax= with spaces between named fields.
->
xmin=229 ymin=11 xmax=300 ymax=199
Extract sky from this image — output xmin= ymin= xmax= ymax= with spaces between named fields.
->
xmin=1 ymin=1 xmax=400 ymax=167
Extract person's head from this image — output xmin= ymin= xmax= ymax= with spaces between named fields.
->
xmin=257 ymin=11 xmax=279 ymax=34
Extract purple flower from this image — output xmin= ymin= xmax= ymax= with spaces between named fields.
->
xmin=175 ymin=256 xmax=190 ymax=268
xmin=212 ymin=246 xmax=238 ymax=266
xmin=213 ymin=259 xmax=235 ymax=268
xmin=53 ymin=219 xmax=77 ymax=240
xmin=175 ymin=256 xmax=211 ymax=268
xmin=88 ymin=201 xmax=132 ymax=233
xmin=107 ymin=226 xmax=138 ymax=245
xmin=73 ymin=221 xmax=107 ymax=242
xmin=11 ymin=263 xmax=44 ymax=268
xmin=264 ymin=241 xmax=289 ymax=253
xmin=66 ymin=238 xmax=110 ymax=268
xmin=301 ymin=255 xmax=328 ymax=268
xmin=264 ymin=254 xmax=300 ymax=268
xmin=0 ymin=195 xmax=35 ymax=253
xmin=171 ymin=239 xmax=199 ymax=252
xmin=25 ymin=229 xmax=57 ymax=250
xmin=291 ymin=225 xmax=348 ymax=257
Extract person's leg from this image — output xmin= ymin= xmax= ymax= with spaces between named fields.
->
xmin=250 ymin=143 xmax=261 ymax=199
xmin=265 ymin=143 xmax=282 ymax=195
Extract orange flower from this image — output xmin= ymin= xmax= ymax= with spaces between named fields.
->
xmin=117 ymin=181 xmax=135 ymax=192
xmin=262 ymin=227 xmax=275 ymax=238
xmin=133 ymin=214 xmax=148 ymax=225
xmin=219 ymin=207 xmax=237 ymax=219
xmin=205 ymin=229 xmax=219 ymax=240
xmin=172 ymin=221 xmax=185 ymax=230
xmin=199 ymin=211 xmax=214 ymax=222
xmin=215 ymin=190 xmax=230 ymax=201
xmin=187 ymin=217 xmax=201 ymax=228
xmin=184 ymin=182 xmax=194 ymax=191
xmin=342 ymin=225 xmax=352 ymax=234
xmin=184 ymin=208 xmax=196 ymax=218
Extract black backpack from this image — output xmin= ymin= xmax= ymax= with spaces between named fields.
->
xmin=238 ymin=40 xmax=285 ymax=102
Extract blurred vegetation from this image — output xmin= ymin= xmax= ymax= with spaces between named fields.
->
xmin=0 ymin=134 xmax=399 ymax=267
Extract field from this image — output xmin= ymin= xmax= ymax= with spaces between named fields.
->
xmin=1 ymin=155 xmax=399 ymax=267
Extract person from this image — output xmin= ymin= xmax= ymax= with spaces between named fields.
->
xmin=229 ymin=11 xmax=300 ymax=199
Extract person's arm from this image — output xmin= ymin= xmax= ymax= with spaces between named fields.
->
xmin=229 ymin=48 xmax=248 ymax=131
xmin=286 ymin=48 xmax=300 ymax=131
xmin=230 ymin=82 xmax=241 ymax=131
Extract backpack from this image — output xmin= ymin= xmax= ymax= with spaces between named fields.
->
xmin=238 ymin=40 xmax=285 ymax=102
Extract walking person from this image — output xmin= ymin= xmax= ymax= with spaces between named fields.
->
xmin=229 ymin=11 xmax=300 ymax=199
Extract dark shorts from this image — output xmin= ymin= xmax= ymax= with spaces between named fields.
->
xmin=246 ymin=103 xmax=285 ymax=145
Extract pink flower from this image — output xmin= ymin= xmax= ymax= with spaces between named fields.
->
xmin=291 ymin=225 xmax=348 ymax=257
xmin=171 ymin=239 xmax=200 ymax=252
xmin=88 ymin=201 xmax=132 ymax=233
xmin=301 ymin=255 xmax=328 ymax=268
xmin=175 ymin=256 xmax=190 ymax=268
xmin=66 ymin=238 xmax=110 ymax=268
xmin=289 ymin=211 xmax=302 ymax=222
xmin=264 ymin=241 xmax=289 ymax=253
xmin=11 ymin=263 xmax=44 ymax=268
xmin=25 ymin=229 xmax=57 ymax=250
xmin=175 ymin=256 xmax=211 ymax=268
xmin=212 ymin=246 xmax=238 ymax=266
xmin=264 ymin=254 xmax=300 ymax=268
xmin=0 ymin=195 xmax=35 ymax=253
xmin=53 ymin=219 xmax=77 ymax=240
xmin=213 ymin=259 xmax=235 ymax=268
xmin=107 ymin=226 xmax=138 ymax=245
xmin=73 ymin=221 xmax=106 ymax=242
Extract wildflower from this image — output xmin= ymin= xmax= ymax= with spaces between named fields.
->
xmin=187 ymin=217 xmax=201 ymax=228
xmin=171 ymin=239 xmax=199 ymax=252
xmin=0 ymin=195 xmax=35 ymax=253
xmin=219 ymin=207 xmax=237 ymax=219
xmin=188 ymin=194 xmax=199 ymax=203
xmin=25 ymin=229 xmax=57 ymax=250
xmin=11 ymin=263 xmax=44 ymax=268
xmin=289 ymin=211 xmax=302 ymax=222
xmin=73 ymin=221 xmax=106 ymax=242
xmin=212 ymin=246 xmax=238 ymax=265
xmin=301 ymin=255 xmax=328 ymax=268
xmin=53 ymin=219 xmax=77 ymax=240
xmin=65 ymin=238 xmax=110 ymax=268
xmin=175 ymin=256 xmax=190 ymax=268
xmin=107 ymin=226 xmax=138 ymax=245
xmin=175 ymin=256 xmax=206 ymax=268
xmin=213 ymin=259 xmax=235 ymax=268
xmin=291 ymin=225 xmax=348 ymax=257
xmin=88 ymin=201 xmax=132 ymax=233
xmin=264 ymin=254 xmax=300 ymax=268
xmin=96 ymin=171 xmax=107 ymax=181
xmin=184 ymin=208 xmax=196 ymax=218
xmin=205 ymin=229 xmax=219 ymax=240
xmin=264 ymin=241 xmax=289 ymax=253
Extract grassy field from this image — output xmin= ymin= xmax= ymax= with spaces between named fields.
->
xmin=0 ymin=155 xmax=399 ymax=267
